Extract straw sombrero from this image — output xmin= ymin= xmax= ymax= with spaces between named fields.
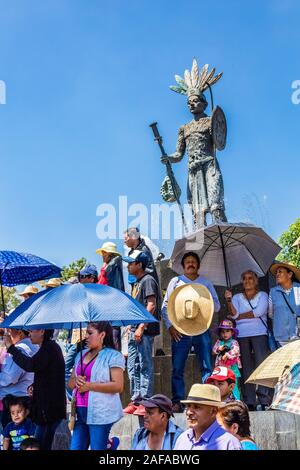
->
xmin=45 ymin=278 xmax=62 ymax=288
xmin=96 ymin=242 xmax=120 ymax=256
xmin=270 ymin=261 xmax=300 ymax=283
xmin=167 ymin=283 xmax=214 ymax=336
xmin=19 ymin=285 xmax=39 ymax=296
xmin=181 ymin=384 xmax=226 ymax=407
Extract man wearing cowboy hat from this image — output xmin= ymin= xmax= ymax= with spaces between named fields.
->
xmin=269 ymin=261 xmax=300 ymax=346
xmin=174 ymin=384 xmax=241 ymax=450
xmin=19 ymin=285 xmax=39 ymax=300
xmin=161 ymin=252 xmax=220 ymax=412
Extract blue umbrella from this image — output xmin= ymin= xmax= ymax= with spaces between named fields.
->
xmin=0 ymin=250 xmax=61 ymax=315
xmin=2 ymin=283 xmax=158 ymax=372
xmin=2 ymin=283 xmax=158 ymax=329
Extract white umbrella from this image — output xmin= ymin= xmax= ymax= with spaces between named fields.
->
xmin=170 ymin=222 xmax=281 ymax=287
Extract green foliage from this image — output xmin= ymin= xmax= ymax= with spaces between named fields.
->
xmin=277 ymin=218 xmax=300 ymax=268
xmin=0 ymin=286 xmax=21 ymax=314
xmin=61 ymin=257 xmax=87 ymax=281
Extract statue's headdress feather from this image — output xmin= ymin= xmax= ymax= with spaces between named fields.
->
xmin=170 ymin=59 xmax=222 ymax=96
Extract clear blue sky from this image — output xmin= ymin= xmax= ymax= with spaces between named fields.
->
xmin=0 ymin=0 xmax=299 ymax=270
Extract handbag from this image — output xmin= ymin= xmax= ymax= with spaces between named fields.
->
xmin=246 ymin=296 xmax=278 ymax=352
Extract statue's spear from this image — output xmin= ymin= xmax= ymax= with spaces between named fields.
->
xmin=149 ymin=122 xmax=187 ymax=232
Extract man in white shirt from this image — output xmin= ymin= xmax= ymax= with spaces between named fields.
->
xmin=162 ymin=252 xmax=220 ymax=412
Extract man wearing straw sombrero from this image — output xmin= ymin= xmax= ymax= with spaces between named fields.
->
xmin=162 ymin=252 xmax=220 ymax=413
xmin=174 ymin=384 xmax=241 ymax=450
xmin=269 ymin=261 xmax=300 ymax=346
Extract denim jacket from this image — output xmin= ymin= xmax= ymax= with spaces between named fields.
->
xmin=74 ymin=347 xmax=125 ymax=425
xmin=131 ymin=420 xmax=183 ymax=450
xmin=269 ymin=282 xmax=300 ymax=341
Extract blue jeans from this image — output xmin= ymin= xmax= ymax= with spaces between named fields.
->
xmin=127 ymin=332 xmax=154 ymax=402
xmin=172 ymin=331 xmax=213 ymax=403
xmin=70 ymin=407 xmax=113 ymax=450
xmin=35 ymin=420 xmax=62 ymax=450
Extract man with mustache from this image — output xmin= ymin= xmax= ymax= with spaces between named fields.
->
xmin=162 ymin=252 xmax=220 ymax=413
xmin=174 ymin=384 xmax=241 ymax=450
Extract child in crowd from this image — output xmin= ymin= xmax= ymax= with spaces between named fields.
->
xmin=218 ymin=401 xmax=259 ymax=450
xmin=20 ymin=437 xmax=40 ymax=450
xmin=206 ymin=366 xmax=237 ymax=402
xmin=213 ymin=318 xmax=242 ymax=399
xmin=2 ymin=397 xmax=36 ymax=450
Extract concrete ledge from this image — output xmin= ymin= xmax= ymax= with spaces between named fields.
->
xmin=111 ymin=411 xmax=300 ymax=450
xmin=52 ymin=411 xmax=300 ymax=450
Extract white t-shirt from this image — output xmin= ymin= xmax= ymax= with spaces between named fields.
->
xmin=231 ymin=292 xmax=268 ymax=338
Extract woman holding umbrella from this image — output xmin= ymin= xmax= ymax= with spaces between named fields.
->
xmin=3 ymin=328 xmax=66 ymax=450
xmin=68 ymin=321 xmax=125 ymax=450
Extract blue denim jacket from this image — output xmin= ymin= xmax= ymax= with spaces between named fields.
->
xmin=131 ymin=420 xmax=183 ymax=450
xmin=270 ymin=282 xmax=300 ymax=341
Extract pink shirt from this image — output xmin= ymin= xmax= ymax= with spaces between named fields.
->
xmin=75 ymin=352 xmax=97 ymax=407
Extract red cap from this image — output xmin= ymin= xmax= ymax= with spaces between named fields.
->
xmin=206 ymin=366 xmax=236 ymax=384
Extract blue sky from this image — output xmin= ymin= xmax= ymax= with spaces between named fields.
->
xmin=0 ymin=0 xmax=299 ymax=270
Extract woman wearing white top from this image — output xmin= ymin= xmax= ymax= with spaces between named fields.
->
xmin=225 ymin=270 xmax=271 ymax=411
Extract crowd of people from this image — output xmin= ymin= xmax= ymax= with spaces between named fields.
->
xmin=0 ymin=226 xmax=299 ymax=450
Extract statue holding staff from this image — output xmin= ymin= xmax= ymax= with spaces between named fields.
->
xmin=161 ymin=59 xmax=227 ymax=228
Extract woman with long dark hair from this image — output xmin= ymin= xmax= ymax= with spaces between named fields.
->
xmin=68 ymin=321 xmax=125 ymax=450
xmin=218 ymin=401 xmax=259 ymax=450
xmin=4 ymin=328 xmax=66 ymax=450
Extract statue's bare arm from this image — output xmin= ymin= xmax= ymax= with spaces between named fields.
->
xmin=161 ymin=126 xmax=185 ymax=164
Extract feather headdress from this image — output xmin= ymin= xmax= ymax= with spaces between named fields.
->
xmin=170 ymin=59 xmax=222 ymax=97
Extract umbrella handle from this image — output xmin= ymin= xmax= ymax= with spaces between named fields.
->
xmin=0 ymin=273 xmax=6 ymax=318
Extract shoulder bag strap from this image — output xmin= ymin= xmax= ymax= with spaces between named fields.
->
xmin=245 ymin=295 xmax=268 ymax=330
xmin=280 ymin=291 xmax=296 ymax=315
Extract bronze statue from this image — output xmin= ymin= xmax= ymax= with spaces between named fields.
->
xmin=161 ymin=59 xmax=227 ymax=228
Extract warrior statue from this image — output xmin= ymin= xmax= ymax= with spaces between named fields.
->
xmin=160 ymin=59 xmax=227 ymax=228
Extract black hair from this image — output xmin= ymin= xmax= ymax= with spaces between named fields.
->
xmin=284 ymin=268 xmax=297 ymax=283
xmin=20 ymin=437 xmax=40 ymax=450
xmin=43 ymin=329 xmax=54 ymax=342
xmin=219 ymin=402 xmax=252 ymax=439
xmin=8 ymin=396 xmax=30 ymax=411
xmin=181 ymin=252 xmax=200 ymax=268
xmin=88 ymin=321 xmax=115 ymax=349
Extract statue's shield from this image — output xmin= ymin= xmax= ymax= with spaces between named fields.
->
xmin=212 ymin=106 xmax=227 ymax=150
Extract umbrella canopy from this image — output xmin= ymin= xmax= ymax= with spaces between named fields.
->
xmin=0 ymin=250 xmax=61 ymax=287
xmin=270 ymin=362 xmax=300 ymax=415
xmin=2 ymin=283 xmax=158 ymax=329
xmin=246 ymin=340 xmax=300 ymax=388
xmin=170 ymin=222 xmax=281 ymax=287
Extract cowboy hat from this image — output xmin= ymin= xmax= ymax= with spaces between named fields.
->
xmin=45 ymin=278 xmax=62 ymax=288
xmin=214 ymin=319 xmax=239 ymax=339
xmin=19 ymin=285 xmax=39 ymax=297
xmin=270 ymin=261 xmax=300 ymax=283
xmin=96 ymin=242 xmax=120 ymax=256
xmin=167 ymin=283 xmax=214 ymax=336
xmin=181 ymin=383 xmax=226 ymax=407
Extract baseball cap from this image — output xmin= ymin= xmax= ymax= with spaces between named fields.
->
xmin=206 ymin=366 xmax=236 ymax=384
xmin=79 ymin=264 xmax=98 ymax=277
xmin=140 ymin=394 xmax=173 ymax=416
xmin=122 ymin=250 xmax=149 ymax=266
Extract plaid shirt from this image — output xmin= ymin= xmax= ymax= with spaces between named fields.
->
xmin=271 ymin=362 xmax=300 ymax=415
